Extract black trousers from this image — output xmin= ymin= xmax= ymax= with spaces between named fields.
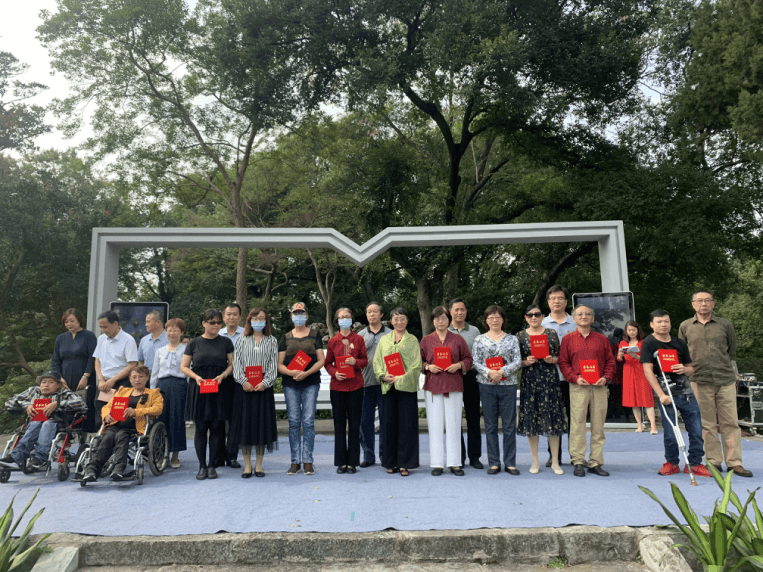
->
xmin=331 ymin=387 xmax=364 ymax=467
xmin=547 ymin=375 xmax=571 ymax=461
xmin=88 ymin=426 xmax=136 ymax=475
xmin=461 ymin=369 xmax=483 ymax=465
xmin=217 ymin=383 xmax=240 ymax=464
xmin=381 ymin=387 xmax=420 ymax=470
xmin=196 ymin=420 xmax=225 ymax=468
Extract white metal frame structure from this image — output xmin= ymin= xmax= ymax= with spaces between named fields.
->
xmin=87 ymin=221 xmax=629 ymax=331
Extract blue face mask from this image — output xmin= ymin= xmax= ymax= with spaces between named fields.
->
xmin=337 ymin=318 xmax=353 ymax=329
xmin=251 ymin=321 xmax=266 ymax=332
xmin=292 ymin=314 xmax=307 ymax=326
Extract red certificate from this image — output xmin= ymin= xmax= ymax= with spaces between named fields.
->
xmin=658 ymin=350 xmax=679 ymax=373
xmin=287 ymin=350 xmax=311 ymax=372
xmin=384 ymin=353 xmax=406 ymax=377
xmin=529 ymin=335 xmax=549 ymax=359
xmin=31 ymin=399 xmax=51 ymax=422
xmin=110 ymin=396 xmax=130 ymax=421
xmin=485 ymin=356 xmax=507 ymax=381
xmin=579 ymin=360 xmax=600 ymax=384
xmin=200 ymin=379 xmax=219 ymax=394
xmin=336 ymin=355 xmax=354 ymax=378
xmin=245 ymin=366 xmax=263 ymax=385
xmin=433 ymin=347 xmax=451 ymax=369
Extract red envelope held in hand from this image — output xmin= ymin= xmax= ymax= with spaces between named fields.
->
xmin=110 ymin=396 xmax=130 ymax=421
xmin=245 ymin=366 xmax=263 ymax=385
xmin=485 ymin=356 xmax=507 ymax=381
xmin=433 ymin=347 xmax=451 ymax=369
xmin=658 ymin=349 xmax=680 ymax=373
xmin=31 ymin=399 xmax=51 ymax=422
xmin=384 ymin=353 xmax=406 ymax=377
xmin=200 ymin=379 xmax=219 ymax=394
xmin=529 ymin=335 xmax=549 ymax=359
xmin=336 ymin=355 xmax=354 ymax=378
xmin=287 ymin=350 xmax=311 ymax=372
xmin=579 ymin=360 xmax=600 ymax=384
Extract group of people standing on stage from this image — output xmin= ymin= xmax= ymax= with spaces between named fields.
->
xmin=18 ymin=284 xmax=751 ymax=482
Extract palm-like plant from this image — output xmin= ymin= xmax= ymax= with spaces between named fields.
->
xmin=0 ymin=488 xmax=50 ymax=572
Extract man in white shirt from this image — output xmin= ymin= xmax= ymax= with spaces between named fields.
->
xmin=93 ymin=310 xmax=138 ymax=424
xmin=540 ymin=285 xmax=575 ymax=467
xmin=217 ymin=303 xmax=244 ymax=468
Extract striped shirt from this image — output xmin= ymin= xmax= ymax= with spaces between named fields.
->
xmin=232 ymin=334 xmax=279 ymax=388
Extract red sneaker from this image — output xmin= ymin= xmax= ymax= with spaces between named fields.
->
xmin=658 ymin=461 xmax=680 ymax=476
xmin=685 ymin=464 xmax=712 ymax=477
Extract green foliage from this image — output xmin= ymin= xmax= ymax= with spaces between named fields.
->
xmin=547 ymin=556 xmax=567 ymax=569
xmin=0 ymin=52 xmax=50 ymax=152
xmin=640 ymin=463 xmax=763 ymax=571
xmin=0 ymin=361 xmax=51 ymax=434
xmin=0 ymin=489 xmax=50 ymax=572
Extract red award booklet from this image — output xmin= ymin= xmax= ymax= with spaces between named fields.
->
xmin=433 ymin=347 xmax=451 ymax=369
xmin=658 ymin=349 xmax=680 ymax=373
xmin=336 ymin=355 xmax=354 ymax=378
xmin=529 ymin=335 xmax=550 ymax=359
xmin=579 ymin=360 xmax=600 ymax=384
xmin=245 ymin=366 xmax=263 ymax=385
xmin=384 ymin=352 xmax=406 ymax=376
xmin=31 ymin=399 xmax=51 ymax=422
xmin=200 ymin=379 xmax=219 ymax=394
xmin=287 ymin=350 xmax=311 ymax=372
xmin=485 ymin=356 xmax=507 ymax=381
xmin=110 ymin=396 xmax=130 ymax=421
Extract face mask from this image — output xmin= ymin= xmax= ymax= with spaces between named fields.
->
xmin=292 ymin=314 xmax=307 ymax=326
xmin=251 ymin=321 xmax=266 ymax=332
xmin=338 ymin=318 xmax=352 ymax=329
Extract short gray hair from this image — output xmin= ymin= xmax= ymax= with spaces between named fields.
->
xmin=573 ymin=304 xmax=595 ymax=320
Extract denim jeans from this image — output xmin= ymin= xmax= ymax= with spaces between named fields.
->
xmin=479 ymin=383 xmax=517 ymax=468
xmin=359 ymin=385 xmax=384 ymax=464
xmin=11 ymin=420 xmax=58 ymax=464
xmin=283 ymin=384 xmax=320 ymax=464
xmin=659 ymin=392 xmax=705 ymax=466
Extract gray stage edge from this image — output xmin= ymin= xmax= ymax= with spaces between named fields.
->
xmin=87 ymin=222 xmax=629 ymax=331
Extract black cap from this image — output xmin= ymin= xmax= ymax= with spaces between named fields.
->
xmin=39 ymin=370 xmax=62 ymax=382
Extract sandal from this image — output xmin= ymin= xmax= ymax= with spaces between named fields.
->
xmin=400 ymin=468 xmax=410 ymax=477
xmin=387 ymin=467 xmax=399 ymax=474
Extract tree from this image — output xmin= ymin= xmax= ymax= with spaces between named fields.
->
xmin=0 ymin=51 xmax=50 ymax=152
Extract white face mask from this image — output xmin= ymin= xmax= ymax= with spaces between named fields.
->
xmin=251 ymin=321 xmax=266 ymax=332
xmin=292 ymin=314 xmax=307 ymax=326
xmin=337 ymin=318 xmax=353 ymax=329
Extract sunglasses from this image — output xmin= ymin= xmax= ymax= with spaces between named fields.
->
xmin=205 ymin=321 xmax=223 ymax=325
xmin=525 ymin=312 xmax=542 ymax=318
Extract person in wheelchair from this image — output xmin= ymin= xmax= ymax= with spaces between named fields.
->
xmin=1 ymin=371 xmax=86 ymax=470
xmin=82 ymin=366 xmax=163 ymax=482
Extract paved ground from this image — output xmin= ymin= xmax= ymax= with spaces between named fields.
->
xmin=78 ymin=563 xmax=650 ymax=571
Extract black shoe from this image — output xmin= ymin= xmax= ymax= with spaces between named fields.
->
xmin=228 ymin=459 xmax=241 ymax=469
xmin=573 ymin=464 xmax=586 ymax=477
xmin=431 ymin=468 xmax=443 ymax=476
xmin=487 ymin=466 xmax=500 ymax=475
xmin=470 ymin=459 xmax=484 ymax=470
xmin=110 ymin=464 xmax=126 ymax=480
xmin=336 ymin=466 xmax=347 ymax=474
xmin=255 ymin=471 xmax=265 ymax=478
xmin=213 ymin=460 xmax=224 ymax=468
xmin=242 ymin=471 xmax=253 ymax=478
xmin=347 ymin=466 xmax=357 ymax=474
xmin=504 ymin=467 xmax=520 ymax=476
xmin=196 ymin=467 xmax=208 ymax=480
xmin=450 ymin=467 xmax=465 ymax=476
xmin=359 ymin=461 xmax=375 ymax=468
xmin=82 ymin=468 xmax=98 ymax=482
xmin=27 ymin=457 xmax=46 ymax=471
xmin=545 ymin=456 xmax=553 ymax=468
xmin=207 ymin=467 xmax=218 ymax=479
xmin=588 ymin=465 xmax=609 ymax=477
xmin=0 ymin=454 xmax=15 ymax=465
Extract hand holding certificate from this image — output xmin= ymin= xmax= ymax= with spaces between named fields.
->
xmin=384 ymin=353 xmax=406 ymax=377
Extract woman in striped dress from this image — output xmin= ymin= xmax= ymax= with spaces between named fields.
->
xmin=231 ymin=307 xmax=279 ymax=478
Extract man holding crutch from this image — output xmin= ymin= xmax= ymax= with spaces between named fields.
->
xmin=641 ymin=309 xmax=710 ymax=478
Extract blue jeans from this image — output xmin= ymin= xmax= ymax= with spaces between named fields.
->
xmin=359 ymin=386 xmax=384 ymax=464
xmin=659 ymin=392 xmax=705 ymax=466
xmin=11 ymin=420 xmax=58 ymax=464
xmin=479 ymin=383 xmax=517 ymax=468
xmin=283 ymin=384 xmax=320 ymax=464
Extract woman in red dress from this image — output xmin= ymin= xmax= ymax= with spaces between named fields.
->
xmin=617 ymin=321 xmax=657 ymax=434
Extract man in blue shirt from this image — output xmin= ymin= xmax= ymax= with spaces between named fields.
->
xmin=137 ymin=310 xmax=168 ymax=379
xmin=540 ymin=285 xmax=575 ymax=467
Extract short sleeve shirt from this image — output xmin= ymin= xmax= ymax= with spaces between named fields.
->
xmin=640 ymin=335 xmax=693 ymax=395
xmin=93 ymin=329 xmax=139 ymax=379
xmin=279 ymin=331 xmax=324 ymax=387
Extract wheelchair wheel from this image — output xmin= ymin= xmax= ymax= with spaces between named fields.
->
xmin=147 ymin=422 xmax=168 ymax=476
xmin=137 ymin=466 xmax=144 ymax=485
xmin=20 ymin=458 xmax=33 ymax=475
xmin=57 ymin=464 xmax=70 ymax=482
xmin=0 ymin=469 xmax=9 ymax=483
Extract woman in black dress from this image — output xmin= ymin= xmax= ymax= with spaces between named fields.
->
xmin=51 ymin=308 xmax=98 ymax=433
xmin=180 ymin=309 xmax=234 ymax=480
xmin=231 ymin=307 xmax=279 ymax=478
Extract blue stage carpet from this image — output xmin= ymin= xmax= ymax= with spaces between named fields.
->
xmin=2 ymin=431 xmax=762 ymax=536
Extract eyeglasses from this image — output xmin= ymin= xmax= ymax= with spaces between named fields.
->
xmin=548 ymin=297 xmax=566 ymax=302
xmin=575 ymin=312 xmax=593 ymax=317
xmin=205 ymin=321 xmax=222 ymax=325
xmin=525 ymin=312 xmax=542 ymax=318
xmin=693 ymin=298 xmax=714 ymax=304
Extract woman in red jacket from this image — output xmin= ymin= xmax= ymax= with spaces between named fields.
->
xmin=325 ymin=308 xmax=368 ymax=474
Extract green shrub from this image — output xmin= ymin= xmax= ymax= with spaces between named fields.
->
xmin=0 ymin=361 xmax=51 ymax=434
xmin=0 ymin=488 xmax=50 ymax=572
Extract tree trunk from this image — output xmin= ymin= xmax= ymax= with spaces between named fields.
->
xmin=307 ymin=249 xmax=335 ymax=337
xmin=236 ymin=247 xmax=248 ymax=312
xmin=444 ymin=261 xmax=460 ymax=306
xmin=532 ymin=243 xmax=597 ymax=306
xmin=416 ymin=276 xmax=433 ymax=336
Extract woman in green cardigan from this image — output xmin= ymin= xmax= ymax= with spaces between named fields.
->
xmin=372 ymin=307 xmax=422 ymax=476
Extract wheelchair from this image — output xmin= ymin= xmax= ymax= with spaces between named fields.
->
xmin=74 ymin=406 xmax=168 ymax=486
xmin=0 ymin=408 xmax=86 ymax=483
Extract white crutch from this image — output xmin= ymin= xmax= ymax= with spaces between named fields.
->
xmin=660 ymin=368 xmax=698 ymax=486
